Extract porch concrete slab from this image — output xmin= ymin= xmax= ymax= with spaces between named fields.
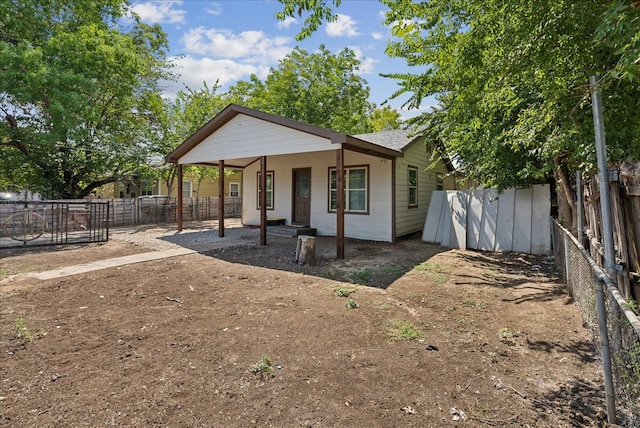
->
xmin=29 ymin=248 xmax=197 ymax=280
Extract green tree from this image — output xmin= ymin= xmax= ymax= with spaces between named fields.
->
xmin=0 ymin=0 xmax=170 ymax=198
xmin=370 ymin=106 xmax=402 ymax=131
xmin=153 ymin=82 xmax=234 ymax=198
xmin=228 ymin=45 xmax=375 ymax=134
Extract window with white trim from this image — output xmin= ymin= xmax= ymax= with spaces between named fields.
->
xmin=229 ymin=182 xmax=240 ymax=197
xmin=408 ymin=166 xmax=418 ymax=207
xmin=182 ymin=181 xmax=192 ymax=198
xmin=141 ymin=180 xmax=153 ymax=196
xmin=257 ymin=171 xmax=273 ymax=209
xmin=329 ymin=166 xmax=368 ymax=213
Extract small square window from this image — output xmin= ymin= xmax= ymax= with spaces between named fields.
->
xmin=229 ymin=182 xmax=240 ymax=197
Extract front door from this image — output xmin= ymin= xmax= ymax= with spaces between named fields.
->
xmin=293 ymin=168 xmax=311 ymax=225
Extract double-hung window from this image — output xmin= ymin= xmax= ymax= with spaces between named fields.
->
xmin=229 ymin=182 xmax=240 ymax=197
xmin=257 ymin=171 xmax=273 ymax=209
xmin=329 ymin=166 xmax=368 ymax=213
xmin=408 ymin=166 xmax=418 ymax=207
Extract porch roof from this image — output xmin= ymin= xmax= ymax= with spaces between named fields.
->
xmin=165 ymin=104 xmax=403 ymax=168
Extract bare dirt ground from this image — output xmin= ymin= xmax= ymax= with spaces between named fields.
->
xmin=0 ymin=224 xmax=606 ymax=427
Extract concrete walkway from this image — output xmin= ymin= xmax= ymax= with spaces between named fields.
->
xmin=27 ymin=248 xmax=197 ymax=281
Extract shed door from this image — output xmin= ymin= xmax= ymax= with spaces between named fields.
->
xmin=293 ymin=168 xmax=311 ymax=225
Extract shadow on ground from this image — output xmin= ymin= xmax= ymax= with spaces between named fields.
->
xmin=191 ymin=232 xmax=447 ymax=289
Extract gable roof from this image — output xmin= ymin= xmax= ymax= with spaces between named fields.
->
xmin=166 ymin=104 xmax=403 ymax=165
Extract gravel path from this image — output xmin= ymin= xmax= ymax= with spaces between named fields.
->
xmin=109 ymin=219 xmax=261 ymax=252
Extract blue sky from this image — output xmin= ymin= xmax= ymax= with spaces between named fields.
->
xmin=130 ymin=0 xmax=434 ymax=119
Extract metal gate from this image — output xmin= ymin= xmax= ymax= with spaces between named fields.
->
xmin=0 ymin=201 xmax=109 ymax=248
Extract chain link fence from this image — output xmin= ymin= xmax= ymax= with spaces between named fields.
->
xmin=553 ymin=220 xmax=640 ymax=427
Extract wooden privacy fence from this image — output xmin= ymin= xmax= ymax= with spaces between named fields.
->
xmin=422 ymin=185 xmax=551 ymax=255
xmin=583 ymin=161 xmax=640 ymax=301
xmin=95 ymin=197 xmax=242 ymax=227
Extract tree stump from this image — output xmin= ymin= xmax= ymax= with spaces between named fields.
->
xmin=295 ymin=235 xmax=316 ymax=265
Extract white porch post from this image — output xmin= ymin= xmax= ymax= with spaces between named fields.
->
xmin=260 ymin=156 xmax=267 ymax=246
xmin=336 ymin=148 xmax=344 ymax=259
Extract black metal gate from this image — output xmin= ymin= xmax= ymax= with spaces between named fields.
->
xmin=0 ymin=201 xmax=109 ymax=248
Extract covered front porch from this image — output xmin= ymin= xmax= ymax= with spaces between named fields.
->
xmin=165 ymin=105 xmax=401 ymax=259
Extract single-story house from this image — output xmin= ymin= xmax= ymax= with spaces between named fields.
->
xmin=166 ymin=104 xmax=456 ymax=258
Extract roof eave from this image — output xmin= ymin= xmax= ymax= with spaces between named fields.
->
xmin=165 ymin=104 xmax=350 ymax=163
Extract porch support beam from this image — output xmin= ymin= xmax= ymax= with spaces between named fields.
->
xmin=177 ymin=163 xmax=183 ymax=232
xmin=218 ymin=160 xmax=225 ymax=238
xmin=336 ymin=148 xmax=345 ymax=259
xmin=260 ymin=156 xmax=267 ymax=246
xmin=391 ymin=157 xmax=396 ymax=244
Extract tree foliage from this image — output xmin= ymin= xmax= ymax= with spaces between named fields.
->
xmin=227 ymin=45 xmax=376 ymax=134
xmin=0 ymin=0 xmax=170 ymax=198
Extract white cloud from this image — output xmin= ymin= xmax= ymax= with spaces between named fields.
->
xmin=131 ymin=1 xmax=187 ymax=24
xmin=182 ymin=27 xmax=292 ymax=63
xmin=371 ymin=32 xmax=384 ymax=40
xmin=277 ymin=16 xmax=297 ymax=29
xmin=206 ymin=2 xmax=222 ymax=16
xmin=161 ymin=55 xmax=268 ymax=99
xmin=348 ymin=46 xmax=378 ymax=75
xmin=326 ymin=14 xmax=361 ymax=37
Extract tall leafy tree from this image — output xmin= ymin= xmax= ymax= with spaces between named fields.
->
xmin=228 ymin=45 xmax=376 ymax=134
xmin=153 ymin=82 xmax=233 ymax=197
xmin=0 ymin=0 xmax=170 ymax=198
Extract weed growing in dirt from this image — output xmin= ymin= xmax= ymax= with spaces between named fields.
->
xmin=385 ymin=320 xmax=423 ymax=341
xmin=345 ymin=299 xmax=359 ymax=309
xmin=498 ymin=327 xmax=517 ymax=346
xmin=377 ymin=303 xmax=391 ymax=310
xmin=486 ymin=352 xmax=498 ymax=364
xmin=251 ymin=356 xmax=273 ymax=374
xmin=380 ymin=266 xmax=404 ymax=275
xmin=334 ymin=286 xmax=356 ymax=297
xmin=351 ymin=269 xmax=374 ymax=285
xmin=414 ymin=261 xmax=450 ymax=272
xmin=484 ymin=269 xmax=502 ymax=281
xmin=498 ymin=327 xmax=514 ymax=339
xmin=415 ymin=261 xmax=449 ymax=284
xmin=431 ymin=273 xmax=447 ymax=285
xmin=474 ymin=401 xmax=492 ymax=417
xmin=15 ymin=317 xmax=44 ymax=342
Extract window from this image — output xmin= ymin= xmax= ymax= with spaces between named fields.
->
xmin=408 ymin=166 xmax=418 ymax=207
xmin=229 ymin=182 xmax=240 ymax=197
xmin=182 ymin=180 xmax=192 ymax=198
xmin=257 ymin=171 xmax=274 ymax=209
xmin=329 ymin=166 xmax=368 ymax=213
xmin=140 ymin=180 xmax=153 ymax=196
xmin=436 ymin=173 xmax=444 ymax=191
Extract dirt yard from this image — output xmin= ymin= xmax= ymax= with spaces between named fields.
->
xmin=0 ymin=226 xmax=606 ymax=427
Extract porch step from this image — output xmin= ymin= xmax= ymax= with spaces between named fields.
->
xmin=267 ymin=225 xmax=317 ymax=237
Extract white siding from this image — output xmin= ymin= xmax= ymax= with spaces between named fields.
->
xmin=242 ymin=150 xmax=394 ymax=242
xmin=179 ymin=115 xmax=335 ymax=164
xmin=394 ymin=140 xmax=446 ymax=237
